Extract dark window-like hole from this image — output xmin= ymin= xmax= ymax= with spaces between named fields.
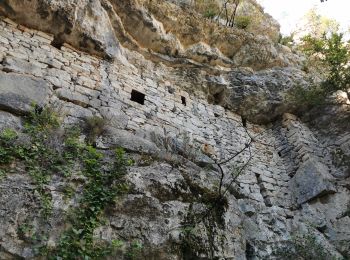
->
xmin=51 ymin=37 xmax=64 ymax=50
xmin=211 ymin=90 xmax=225 ymax=105
xmin=245 ymin=242 xmax=255 ymax=259
xmin=181 ymin=96 xmax=186 ymax=106
xmin=131 ymin=90 xmax=145 ymax=105
xmin=242 ymin=117 xmax=247 ymax=127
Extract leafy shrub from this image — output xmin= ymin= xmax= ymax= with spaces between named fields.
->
xmin=125 ymin=240 xmax=143 ymax=260
xmin=84 ymin=116 xmax=107 ymax=146
xmin=203 ymin=9 xmax=217 ymax=19
xmin=291 ymin=32 xmax=350 ymax=107
xmin=194 ymin=0 xmax=220 ymax=19
xmin=0 ymin=128 xmax=18 ymax=164
xmin=301 ymin=33 xmax=350 ymax=92
xmin=0 ymin=106 xmax=132 ymax=259
xmin=53 ymin=147 xmax=130 ymax=259
xmin=0 ymin=107 xmax=62 ymax=217
xmin=25 ymin=105 xmax=60 ymax=133
xmin=235 ymin=15 xmax=251 ymax=29
xmin=289 ymin=84 xmax=327 ymax=108
xmin=279 ymin=34 xmax=295 ymax=47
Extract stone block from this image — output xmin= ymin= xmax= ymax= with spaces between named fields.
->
xmin=99 ymin=107 xmax=128 ymax=129
xmin=3 ymin=57 xmax=43 ymax=77
xmin=97 ymin=127 xmax=160 ymax=154
xmin=56 ymin=89 xmax=89 ymax=107
xmin=290 ymin=158 xmax=336 ymax=205
xmin=238 ymin=199 xmax=256 ymax=217
xmin=0 ymin=111 xmax=22 ymax=131
xmin=0 ymin=71 xmax=50 ymax=114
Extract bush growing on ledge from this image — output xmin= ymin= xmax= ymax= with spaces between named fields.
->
xmin=0 ymin=106 xmax=131 ymax=259
xmin=235 ymin=15 xmax=251 ymax=29
xmin=293 ymin=32 xmax=350 ymax=107
xmin=84 ymin=115 xmax=108 ymax=146
xmin=203 ymin=9 xmax=217 ymax=19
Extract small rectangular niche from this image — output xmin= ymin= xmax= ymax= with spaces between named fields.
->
xmin=181 ymin=96 xmax=187 ymax=106
xmin=50 ymin=37 xmax=63 ymax=50
xmin=130 ymin=90 xmax=145 ymax=105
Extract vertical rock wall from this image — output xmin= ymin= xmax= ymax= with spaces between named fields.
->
xmin=0 ymin=17 xmax=349 ymax=259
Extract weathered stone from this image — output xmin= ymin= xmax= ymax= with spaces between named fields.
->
xmin=0 ymin=0 xmax=120 ymax=59
xmin=0 ymin=6 xmax=349 ymax=259
xmin=238 ymin=199 xmax=256 ymax=217
xmin=56 ymin=89 xmax=90 ymax=107
xmin=97 ymin=127 xmax=160 ymax=154
xmin=290 ymin=158 xmax=336 ymax=205
xmin=0 ymin=174 xmax=39 ymax=258
xmin=99 ymin=107 xmax=129 ymax=129
xmin=0 ymin=111 xmax=22 ymax=131
xmin=2 ymin=56 xmax=44 ymax=77
xmin=326 ymin=217 xmax=350 ymax=257
xmin=0 ymin=71 xmax=51 ymax=114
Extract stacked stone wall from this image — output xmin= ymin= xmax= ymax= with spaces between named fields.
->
xmin=0 ymin=17 xmax=348 ymax=259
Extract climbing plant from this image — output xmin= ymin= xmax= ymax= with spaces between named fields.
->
xmin=0 ymin=106 xmax=131 ymax=259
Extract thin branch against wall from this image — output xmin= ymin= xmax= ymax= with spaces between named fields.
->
xmin=214 ymin=0 xmax=241 ymax=27
xmin=193 ymin=0 xmax=242 ymax=27
xmin=169 ymin=123 xmax=271 ymax=234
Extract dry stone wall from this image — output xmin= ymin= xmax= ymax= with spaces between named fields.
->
xmin=0 ymin=16 xmax=349 ymax=259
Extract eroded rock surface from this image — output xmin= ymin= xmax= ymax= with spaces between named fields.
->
xmin=0 ymin=2 xmax=349 ymax=259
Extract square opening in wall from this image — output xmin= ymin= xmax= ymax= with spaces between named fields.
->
xmin=130 ymin=90 xmax=145 ymax=105
xmin=181 ymin=96 xmax=187 ymax=106
xmin=50 ymin=37 xmax=64 ymax=50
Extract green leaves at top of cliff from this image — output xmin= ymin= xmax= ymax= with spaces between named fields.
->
xmin=290 ymin=32 xmax=350 ymax=108
xmin=301 ymin=32 xmax=350 ymax=93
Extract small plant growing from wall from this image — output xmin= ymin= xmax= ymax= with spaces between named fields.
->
xmin=235 ymin=15 xmax=251 ymax=29
xmin=84 ymin=116 xmax=107 ymax=146
xmin=0 ymin=105 xmax=132 ymax=259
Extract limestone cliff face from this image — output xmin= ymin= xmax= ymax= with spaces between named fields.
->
xmin=0 ymin=0 xmax=349 ymax=259
xmin=0 ymin=0 xmax=309 ymax=123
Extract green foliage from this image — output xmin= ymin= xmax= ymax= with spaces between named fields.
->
xmin=0 ymin=128 xmax=18 ymax=164
xmin=24 ymin=105 xmax=60 ymax=134
xmin=289 ymin=84 xmax=327 ymax=108
xmin=0 ymin=128 xmax=18 ymax=141
xmin=203 ymin=9 xmax=217 ymax=19
xmin=301 ymin=33 xmax=350 ymax=93
xmin=0 ymin=106 xmax=63 ymax=217
xmin=111 ymin=239 xmax=124 ymax=249
xmin=125 ymin=241 xmax=143 ymax=260
xmin=51 ymin=147 xmax=130 ymax=259
xmin=292 ymin=32 xmax=350 ymax=107
xmin=84 ymin=116 xmax=107 ymax=146
xmin=279 ymin=34 xmax=295 ymax=47
xmin=0 ymin=106 xmax=132 ymax=259
xmin=235 ymin=15 xmax=251 ymax=29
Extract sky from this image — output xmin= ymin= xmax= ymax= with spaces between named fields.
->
xmin=257 ymin=0 xmax=350 ymax=36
